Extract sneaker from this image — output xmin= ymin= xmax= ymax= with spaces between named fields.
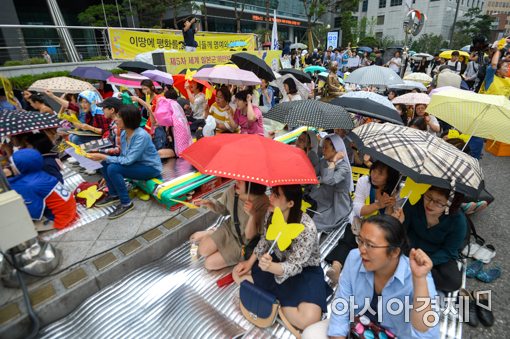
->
xmin=108 ymin=202 xmax=134 ymax=219
xmin=67 ymin=157 xmax=78 ymax=164
xmin=466 ymin=260 xmax=484 ymax=278
xmin=95 ymin=195 xmax=120 ymax=207
xmin=462 ymin=242 xmax=482 ymax=258
xmin=476 ymin=267 xmax=501 ymax=283
xmin=473 ymin=244 xmax=496 ymax=264
xmin=84 ymin=169 xmax=97 ymax=175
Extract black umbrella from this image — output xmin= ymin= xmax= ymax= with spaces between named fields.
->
xmin=230 ymin=52 xmax=275 ymax=81
xmin=70 ymin=66 xmax=112 ymax=81
xmin=265 ymin=100 xmax=354 ymax=130
xmin=0 ymin=109 xmax=60 ymax=137
xmin=279 ymin=68 xmax=312 ymax=83
xmin=331 ymin=93 xmax=404 ymax=125
xmin=118 ymin=61 xmax=156 ymax=74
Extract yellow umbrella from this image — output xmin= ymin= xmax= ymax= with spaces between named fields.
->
xmin=427 ymin=87 xmax=510 ymax=144
xmin=439 ymin=50 xmax=470 ymax=62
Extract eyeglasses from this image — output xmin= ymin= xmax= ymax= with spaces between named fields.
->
xmin=355 ymin=236 xmax=391 ymax=251
xmin=423 ymin=194 xmax=447 ymax=209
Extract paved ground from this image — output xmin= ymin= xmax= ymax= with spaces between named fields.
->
xmin=463 ymin=152 xmax=510 ymax=338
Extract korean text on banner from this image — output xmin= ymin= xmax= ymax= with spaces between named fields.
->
xmin=109 ymin=28 xmax=257 ymax=60
xmin=163 ymin=50 xmax=282 ymax=75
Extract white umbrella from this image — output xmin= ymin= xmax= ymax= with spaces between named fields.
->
xmin=290 ymin=43 xmax=307 ymax=50
xmin=404 ymin=72 xmax=433 ymax=85
xmin=389 ymin=80 xmax=428 ymax=92
xmin=193 ymin=66 xmax=261 ymax=86
xmin=344 ymin=65 xmax=404 ymax=87
xmin=273 ymin=74 xmax=310 ymax=101
xmin=410 ymin=53 xmax=434 ymax=61
xmin=392 ymin=92 xmax=431 ymax=105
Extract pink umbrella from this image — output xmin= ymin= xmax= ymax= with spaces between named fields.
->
xmin=106 ymin=75 xmax=161 ymax=89
xmin=193 ymin=66 xmax=261 ymax=86
xmin=392 ymin=92 xmax=431 ymax=106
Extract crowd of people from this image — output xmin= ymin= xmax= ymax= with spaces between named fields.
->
xmin=1 ymin=35 xmax=507 ymax=338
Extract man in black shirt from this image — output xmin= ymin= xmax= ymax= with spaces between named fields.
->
xmin=182 ymin=17 xmax=199 ymax=52
xmin=374 ymin=50 xmax=383 ymax=66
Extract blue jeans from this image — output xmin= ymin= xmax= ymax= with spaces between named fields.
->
xmin=69 ymin=134 xmax=101 ymax=145
xmin=101 ymin=162 xmax=161 ymax=205
xmin=468 ymin=136 xmax=484 ymax=159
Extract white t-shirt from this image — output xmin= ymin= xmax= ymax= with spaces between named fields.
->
xmin=446 ymin=60 xmax=462 ymax=74
xmin=388 ymin=57 xmax=401 ymax=72
xmin=190 ymin=92 xmax=206 ymax=119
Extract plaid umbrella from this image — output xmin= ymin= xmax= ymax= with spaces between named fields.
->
xmin=0 ymin=109 xmax=60 ymax=137
xmin=230 ymin=52 xmax=275 ymax=81
xmin=28 ymin=77 xmax=96 ymax=94
xmin=345 ymin=65 xmax=404 ymax=86
xmin=266 ymin=100 xmax=354 ymax=130
xmin=348 ymin=122 xmax=484 ymax=197
xmin=331 ymin=92 xmax=404 ymax=125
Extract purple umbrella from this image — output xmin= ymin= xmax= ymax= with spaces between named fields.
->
xmin=141 ymin=70 xmax=174 ymax=85
xmin=193 ymin=66 xmax=261 ymax=86
xmin=70 ymin=67 xmax=112 ymax=81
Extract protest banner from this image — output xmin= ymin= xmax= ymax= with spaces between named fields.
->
xmin=109 ymin=28 xmax=256 ymax=60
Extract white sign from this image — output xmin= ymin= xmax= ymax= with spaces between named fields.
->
xmin=327 ymin=31 xmax=339 ymax=50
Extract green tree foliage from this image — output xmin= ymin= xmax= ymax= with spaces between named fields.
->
xmin=451 ymin=32 xmax=472 ymax=50
xmin=410 ymin=34 xmax=448 ymax=54
xmin=455 ymin=7 xmax=494 ymax=39
xmin=332 ymin=0 xmax=360 ymax=46
xmin=78 ymin=4 xmax=125 ymax=27
xmin=123 ymin=0 xmax=167 ymax=28
xmin=302 ymin=0 xmax=334 ymax=51
xmin=357 ymin=36 xmax=379 ymax=48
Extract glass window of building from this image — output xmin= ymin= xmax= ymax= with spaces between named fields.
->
xmin=379 ymin=0 xmax=387 ymax=8
xmin=377 ymin=15 xmax=385 ymax=25
xmin=390 ymin=0 xmax=403 ymax=6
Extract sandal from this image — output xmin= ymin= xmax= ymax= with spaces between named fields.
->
xmin=476 ymin=267 xmax=501 ymax=283
xmin=466 ymin=260 xmax=484 ymax=278
xmin=473 ymin=244 xmax=496 ymax=264
xmin=278 ymin=307 xmax=301 ymax=339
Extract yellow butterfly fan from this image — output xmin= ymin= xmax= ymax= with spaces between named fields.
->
xmin=205 ymin=88 xmax=213 ymax=100
xmin=66 ymin=141 xmax=89 ymax=158
xmin=300 ymin=200 xmax=311 ymax=213
xmin=399 ymin=177 xmax=431 ymax=205
xmin=77 ymin=185 xmax=103 ymax=208
xmin=60 ymin=112 xmax=80 ymax=125
xmin=447 ymin=129 xmax=470 ymax=144
xmin=266 ymin=207 xmax=305 ymax=252
xmin=185 ymin=69 xmax=197 ymax=81
xmin=170 ymin=198 xmax=198 ymax=209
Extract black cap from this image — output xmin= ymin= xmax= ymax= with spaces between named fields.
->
xmin=97 ymin=97 xmax=122 ymax=110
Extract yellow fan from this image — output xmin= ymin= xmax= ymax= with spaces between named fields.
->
xmin=185 ymin=69 xmax=197 ymax=81
xmin=301 ymin=200 xmax=311 ymax=213
xmin=66 ymin=141 xmax=89 ymax=158
xmin=205 ymin=88 xmax=213 ymax=100
xmin=400 ymin=177 xmax=431 ymax=205
xmin=77 ymin=185 xmax=103 ymax=208
xmin=447 ymin=129 xmax=470 ymax=144
xmin=266 ymin=207 xmax=305 ymax=251
xmin=60 ymin=112 xmax=80 ymax=125
xmin=170 ymin=198 xmax=198 ymax=209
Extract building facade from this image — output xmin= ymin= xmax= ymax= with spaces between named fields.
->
xmin=329 ymin=0 xmax=485 ymax=44
xmin=484 ymin=0 xmax=510 ymax=37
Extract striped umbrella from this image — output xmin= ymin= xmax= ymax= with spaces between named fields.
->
xmin=344 ymin=65 xmax=404 ymax=86
xmin=265 ymin=100 xmax=354 ymax=130
xmin=427 ymin=88 xmax=510 ymax=144
xmin=0 ymin=109 xmax=60 ymax=137
xmin=331 ymin=92 xmax=404 ymax=125
xmin=392 ymin=93 xmax=431 ymax=106
xmin=348 ymin=122 xmax=484 ymax=197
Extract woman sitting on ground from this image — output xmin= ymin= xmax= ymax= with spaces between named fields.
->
xmin=205 ymin=85 xmax=236 ymax=133
xmin=231 ymin=90 xmax=265 ymax=136
xmin=190 ymin=180 xmax=269 ymax=270
xmin=309 ymin=134 xmax=353 ymax=231
xmin=88 ymin=105 xmax=162 ymax=219
xmin=29 ymin=94 xmax=54 ymax=114
xmin=413 ymin=103 xmax=441 ymax=135
xmin=282 ymin=78 xmax=303 ymax=102
xmin=326 ymin=161 xmax=399 ymax=285
xmin=185 ymin=80 xmax=207 ymax=132
xmin=69 ymin=90 xmax=110 ymax=145
xmin=234 ymin=185 xmax=332 ymax=336
xmin=394 ymin=186 xmax=466 ymax=292
xmin=302 ymin=215 xmax=439 ymax=339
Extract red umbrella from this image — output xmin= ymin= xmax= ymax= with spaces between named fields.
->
xmin=181 ymin=134 xmax=318 ymax=186
xmin=172 ymin=74 xmax=216 ymax=107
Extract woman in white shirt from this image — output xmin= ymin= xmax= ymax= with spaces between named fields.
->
xmin=282 ymin=78 xmax=303 ymax=102
xmin=388 ymin=51 xmax=402 ymax=73
xmin=415 ymin=104 xmax=441 ymax=135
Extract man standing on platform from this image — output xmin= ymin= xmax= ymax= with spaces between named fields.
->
xmin=182 ymin=17 xmax=199 ymax=52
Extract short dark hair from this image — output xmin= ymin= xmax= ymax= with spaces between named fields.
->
xmin=234 ymin=89 xmax=250 ymax=102
xmin=217 ymin=85 xmax=232 ymax=103
xmin=369 ymin=161 xmax=400 ymax=195
xmin=164 ymin=86 xmax=179 ymax=100
xmin=408 ymin=117 xmax=427 ymax=131
xmin=272 ymin=185 xmax=303 ymax=224
xmin=283 ymin=78 xmax=298 ymax=95
xmin=195 ymin=82 xmax=205 ymax=92
xmin=29 ymin=94 xmax=46 ymax=104
xmin=118 ymin=104 xmax=141 ymax=130
xmin=361 ymin=215 xmax=409 ymax=257
xmin=426 ymin=186 xmax=464 ymax=215
xmin=451 ymin=51 xmax=460 ymax=57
